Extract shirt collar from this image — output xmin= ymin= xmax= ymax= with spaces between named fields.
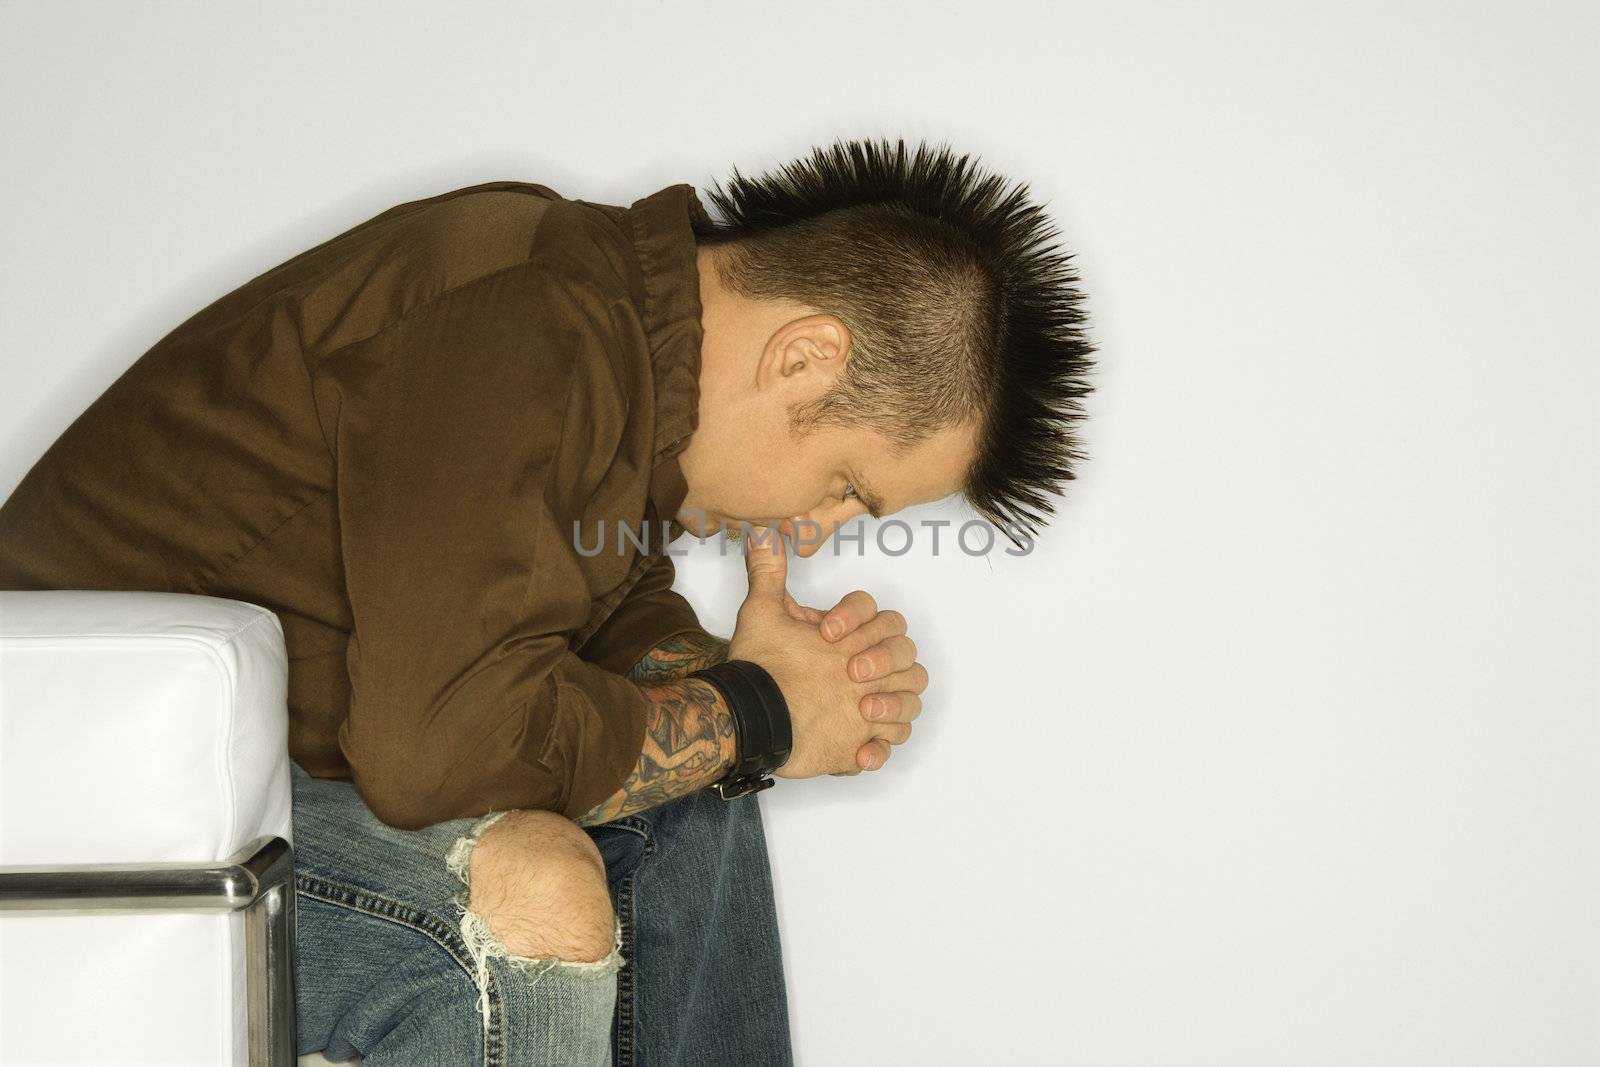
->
xmin=622 ymin=183 xmax=708 ymax=543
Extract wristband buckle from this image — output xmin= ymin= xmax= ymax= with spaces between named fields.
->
xmin=711 ymin=773 xmax=776 ymax=800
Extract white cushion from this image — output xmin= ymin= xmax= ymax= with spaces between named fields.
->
xmin=1 ymin=590 xmax=293 ymax=1066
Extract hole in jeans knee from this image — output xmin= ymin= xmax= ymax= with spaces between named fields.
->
xmin=444 ymin=810 xmax=625 ymax=1034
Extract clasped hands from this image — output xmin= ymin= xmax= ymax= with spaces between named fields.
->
xmin=749 ymin=524 xmax=928 ymax=775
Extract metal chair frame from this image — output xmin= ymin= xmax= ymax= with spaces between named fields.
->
xmin=0 ymin=835 xmax=296 ymax=1066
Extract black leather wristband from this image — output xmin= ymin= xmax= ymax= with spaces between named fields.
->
xmin=687 ymin=659 xmax=793 ymax=799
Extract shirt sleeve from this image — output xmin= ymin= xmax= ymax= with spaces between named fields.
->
xmin=576 ymin=550 xmax=712 ymax=678
xmin=322 ymin=259 xmax=651 ymax=829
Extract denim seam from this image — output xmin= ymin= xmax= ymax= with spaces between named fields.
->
xmin=608 ymin=815 xmax=656 ymax=1067
xmin=294 ymin=871 xmax=504 ymax=1067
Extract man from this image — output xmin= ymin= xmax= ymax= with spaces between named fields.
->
xmin=0 ymin=136 xmax=1094 ymax=1065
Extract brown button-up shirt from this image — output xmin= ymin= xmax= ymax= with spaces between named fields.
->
xmin=0 ymin=180 xmax=714 ymax=828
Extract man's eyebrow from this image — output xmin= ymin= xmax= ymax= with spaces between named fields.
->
xmin=851 ymin=469 xmax=887 ymax=519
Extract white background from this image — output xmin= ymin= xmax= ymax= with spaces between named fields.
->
xmin=2 ymin=2 xmax=1595 ymax=1064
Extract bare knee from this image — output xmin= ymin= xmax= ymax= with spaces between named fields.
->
xmin=465 ymin=810 xmax=615 ymax=963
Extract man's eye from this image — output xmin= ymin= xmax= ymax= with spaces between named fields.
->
xmin=843 ymin=482 xmax=859 ymax=500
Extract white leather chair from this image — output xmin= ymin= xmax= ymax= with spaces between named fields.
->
xmin=0 ymin=590 xmax=297 ymax=1066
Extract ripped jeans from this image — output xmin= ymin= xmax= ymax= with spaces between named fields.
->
xmin=289 ymin=761 xmax=793 ymax=1067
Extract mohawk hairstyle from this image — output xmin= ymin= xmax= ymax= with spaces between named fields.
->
xmin=690 ymin=136 xmax=1096 ymax=549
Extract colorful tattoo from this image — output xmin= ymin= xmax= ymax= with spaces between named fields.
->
xmin=572 ymin=676 xmax=738 ymax=825
xmin=625 ymin=630 xmax=731 ymax=684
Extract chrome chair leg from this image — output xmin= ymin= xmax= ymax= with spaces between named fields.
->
xmin=0 ymin=835 xmax=297 ymax=1066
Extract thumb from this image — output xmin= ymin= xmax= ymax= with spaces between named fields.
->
xmin=742 ymin=523 xmax=790 ymax=605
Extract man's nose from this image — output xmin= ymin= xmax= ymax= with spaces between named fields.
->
xmin=778 ymin=516 xmax=835 ymax=558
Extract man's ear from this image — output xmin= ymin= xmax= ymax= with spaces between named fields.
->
xmin=760 ymin=313 xmax=850 ymax=386
xmin=784 ymin=315 xmax=849 ymax=379
xmin=797 ymin=314 xmax=849 ymax=369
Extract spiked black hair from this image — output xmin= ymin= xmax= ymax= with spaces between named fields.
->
xmin=690 ymin=137 xmax=1096 ymax=550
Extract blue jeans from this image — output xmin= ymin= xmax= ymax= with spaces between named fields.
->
xmin=290 ymin=761 xmax=793 ymax=1066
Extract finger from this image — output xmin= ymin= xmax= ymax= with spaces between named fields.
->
xmin=866 ymin=661 xmax=929 ymax=698
xmin=837 ymin=609 xmax=908 ymax=657
xmin=861 ymin=689 xmax=924 ymax=725
xmin=819 ymin=589 xmax=879 ymax=641
xmin=846 ymin=634 xmax=918 ymax=683
xmin=783 ymin=589 xmax=824 ymax=625
xmin=741 ymin=524 xmax=790 ymax=606
xmin=868 ymin=721 xmax=912 ymax=745
xmin=857 ymin=738 xmax=893 ymax=771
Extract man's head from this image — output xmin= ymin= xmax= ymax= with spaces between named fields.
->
xmin=674 ymin=137 xmax=1095 ymax=557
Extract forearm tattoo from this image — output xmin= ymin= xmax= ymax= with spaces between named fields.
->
xmin=573 ymin=676 xmax=738 ymax=826
xmin=625 ymin=630 xmax=731 ymax=684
